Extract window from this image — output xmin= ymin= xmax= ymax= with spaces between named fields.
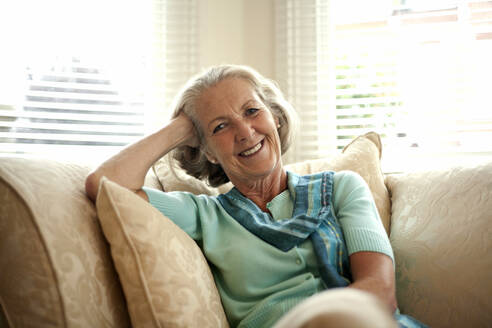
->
xmin=275 ymin=0 xmax=492 ymax=171
xmin=0 ymin=0 xmax=198 ymax=163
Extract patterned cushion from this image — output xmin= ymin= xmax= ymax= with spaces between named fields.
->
xmin=386 ymin=162 xmax=492 ymax=327
xmin=96 ymin=177 xmax=229 ymax=328
xmin=153 ymin=156 xmax=232 ymax=196
xmin=286 ymin=132 xmax=391 ymax=235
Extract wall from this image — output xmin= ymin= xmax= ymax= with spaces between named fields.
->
xmin=198 ymin=0 xmax=274 ymax=78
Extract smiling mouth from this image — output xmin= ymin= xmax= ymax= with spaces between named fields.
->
xmin=239 ymin=140 xmax=263 ymax=157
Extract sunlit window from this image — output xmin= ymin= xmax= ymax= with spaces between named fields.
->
xmin=275 ymin=0 xmax=492 ymax=171
xmin=0 ymin=0 xmax=198 ymax=163
xmin=332 ymin=0 xmax=492 ymax=171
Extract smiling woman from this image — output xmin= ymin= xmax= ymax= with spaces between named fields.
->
xmin=184 ymin=77 xmax=285 ymax=210
xmin=169 ymin=65 xmax=298 ymax=188
xmin=85 ymin=64 xmax=427 ymax=328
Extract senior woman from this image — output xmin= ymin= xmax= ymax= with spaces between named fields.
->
xmin=85 ymin=65 xmax=425 ymax=328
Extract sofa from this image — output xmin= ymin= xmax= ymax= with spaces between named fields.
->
xmin=1 ymin=132 xmax=491 ymax=328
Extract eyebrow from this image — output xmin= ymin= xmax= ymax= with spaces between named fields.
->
xmin=207 ymin=98 xmax=260 ymax=131
xmin=242 ymin=99 xmax=259 ymax=109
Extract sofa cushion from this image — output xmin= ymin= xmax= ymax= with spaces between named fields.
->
xmin=386 ymin=162 xmax=492 ymax=327
xmin=96 ymin=177 xmax=229 ymax=328
xmin=153 ymin=156 xmax=232 ymax=196
xmin=0 ymin=157 xmax=130 ymax=328
xmin=286 ymin=132 xmax=391 ymax=235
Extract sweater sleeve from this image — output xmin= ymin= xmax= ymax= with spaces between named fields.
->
xmin=142 ymin=187 xmax=202 ymax=240
xmin=332 ymin=171 xmax=394 ymax=263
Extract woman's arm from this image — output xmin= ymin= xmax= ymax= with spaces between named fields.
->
xmin=331 ymin=171 xmax=397 ymax=312
xmin=85 ymin=113 xmax=197 ymax=202
xmin=349 ymin=251 xmax=397 ymax=313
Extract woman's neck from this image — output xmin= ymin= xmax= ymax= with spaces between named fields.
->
xmin=232 ymin=168 xmax=288 ymax=212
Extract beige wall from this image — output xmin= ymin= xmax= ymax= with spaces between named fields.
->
xmin=198 ymin=0 xmax=274 ymax=78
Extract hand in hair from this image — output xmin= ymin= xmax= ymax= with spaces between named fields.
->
xmin=175 ymin=112 xmax=199 ymax=148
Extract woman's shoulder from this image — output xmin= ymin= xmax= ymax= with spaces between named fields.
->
xmin=177 ymin=190 xmax=224 ymax=207
xmin=333 ymin=170 xmax=364 ymax=183
xmin=332 ymin=170 xmax=371 ymax=202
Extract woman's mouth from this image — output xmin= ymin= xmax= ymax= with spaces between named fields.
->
xmin=239 ymin=141 xmax=263 ymax=157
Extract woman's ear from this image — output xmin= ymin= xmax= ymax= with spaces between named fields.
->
xmin=275 ymin=116 xmax=281 ymax=129
xmin=204 ymin=149 xmax=218 ymax=164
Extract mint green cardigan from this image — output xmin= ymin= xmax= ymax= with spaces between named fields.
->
xmin=143 ymin=170 xmax=393 ymax=328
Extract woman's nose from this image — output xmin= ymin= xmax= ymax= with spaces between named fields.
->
xmin=235 ymin=121 xmax=255 ymax=142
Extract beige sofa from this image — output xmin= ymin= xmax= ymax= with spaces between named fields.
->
xmin=1 ymin=132 xmax=491 ymax=328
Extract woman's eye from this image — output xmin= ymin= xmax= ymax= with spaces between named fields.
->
xmin=213 ymin=123 xmax=225 ymax=134
xmin=246 ymin=108 xmax=259 ymax=115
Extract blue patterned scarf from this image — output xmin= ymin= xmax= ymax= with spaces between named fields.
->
xmin=217 ymin=171 xmax=350 ymax=288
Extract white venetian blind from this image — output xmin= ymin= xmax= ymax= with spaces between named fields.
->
xmin=0 ymin=0 xmax=198 ymax=162
xmin=275 ymin=0 xmax=492 ymax=170
xmin=275 ymin=0 xmax=334 ymax=164
xmin=152 ymin=0 xmax=199 ymax=126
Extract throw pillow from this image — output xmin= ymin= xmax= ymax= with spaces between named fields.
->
xmin=96 ymin=177 xmax=229 ymax=328
xmin=153 ymin=156 xmax=233 ymax=196
xmin=286 ymin=132 xmax=391 ymax=235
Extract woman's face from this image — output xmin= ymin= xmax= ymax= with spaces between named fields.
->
xmin=195 ymin=77 xmax=282 ymax=184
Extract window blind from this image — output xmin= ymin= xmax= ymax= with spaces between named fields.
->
xmin=0 ymin=0 xmax=198 ymax=162
xmin=275 ymin=0 xmax=492 ymax=170
xmin=275 ymin=0 xmax=334 ymax=164
xmin=151 ymin=0 xmax=199 ymax=128
xmin=0 ymin=57 xmax=146 ymax=159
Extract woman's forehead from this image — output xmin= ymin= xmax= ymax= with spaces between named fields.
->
xmin=197 ymin=78 xmax=262 ymax=111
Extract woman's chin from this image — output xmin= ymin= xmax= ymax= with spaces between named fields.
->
xmin=226 ymin=142 xmax=283 ymax=182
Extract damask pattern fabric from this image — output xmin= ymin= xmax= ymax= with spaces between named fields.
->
xmin=0 ymin=179 xmax=64 ymax=327
xmin=152 ymin=156 xmax=232 ymax=195
xmin=0 ymin=157 xmax=131 ymax=327
xmin=386 ymin=163 xmax=492 ymax=328
xmin=96 ymin=177 xmax=229 ymax=328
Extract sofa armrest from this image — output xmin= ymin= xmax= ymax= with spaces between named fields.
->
xmin=0 ymin=157 xmax=131 ymax=327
